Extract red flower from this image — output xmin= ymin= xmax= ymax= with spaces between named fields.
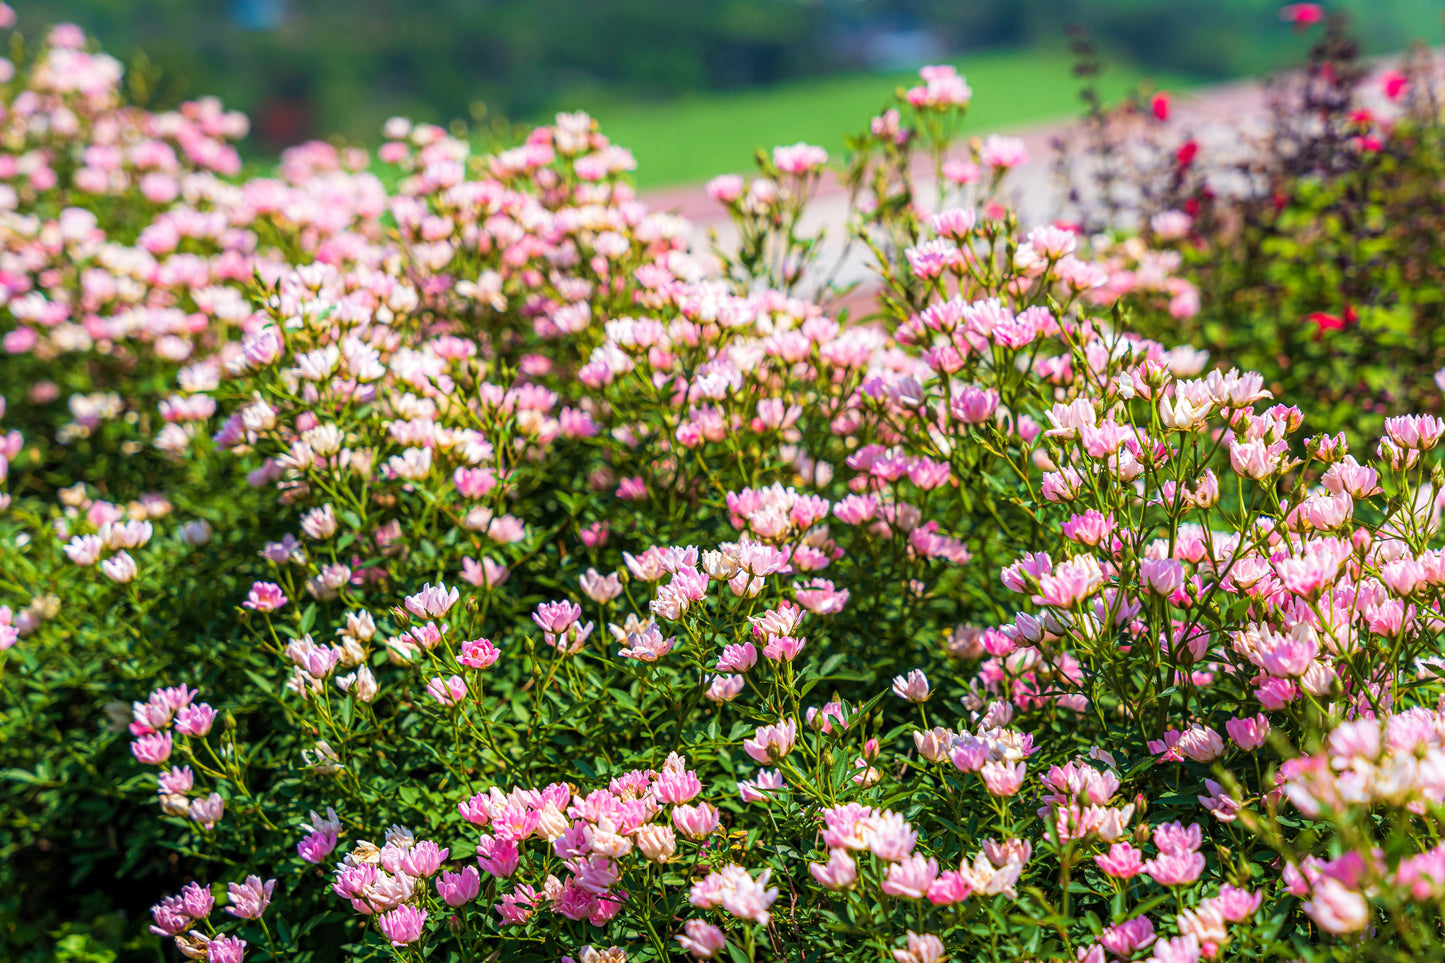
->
xmin=1151 ymin=92 xmax=1172 ymax=122
xmin=1280 ymin=3 xmax=1325 ymax=30
xmin=1307 ymin=312 xmax=1344 ymax=339
xmin=1176 ymin=140 xmax=1199 ymax=169
xmin=1382 ymin=69 xmax=1409 ymax=102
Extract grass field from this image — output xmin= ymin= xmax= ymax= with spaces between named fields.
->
xmin=583 ymin=48 xmax=1202 ymax=189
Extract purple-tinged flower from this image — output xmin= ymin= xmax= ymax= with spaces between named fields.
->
xmin=132 ymin=731 xmax=173 ymax=765
xmin=243 ymin=582 xmax=287 ymax=612
xmin=676 ymin=919 xmax=727 ymax=958
xmin=378 ymin=904 xmax=427 ymax=945
xmin=179 ymin=882 xmax=214 ymax=919
xmin=174 ymin=703 xmax=217 ymax=737
xmin=298 ymin=830 xmax=338 ymax=864
xmin=426 ymin=675 xmax=467 ymax=707
xmin=405 ymin=582 xmax=459 ymax=619
xmin=190 ymin=793 xmax=225 ymax=829
xmin=225 ymin=876 xmax=275 ymax=919
xmin=743 ymin=719 xmax=797 ymax=764
xmin=459 ymin=637 xmax=500 ymax=669
xmin=436 ymin=865 xmax=480 ymax=906
xmin=206 ymin=935 xmax=247 ymax=963
xmin=495 ymin=884 xmax=538 ymax=925
xmin=476 ymin=834 xmax=520 ymax=877
xmin=533 ymin=599 xmax=582 ymax=634
xmin=400 ymin=840 xmax=448 ymax=877
xmin=672 ymin=802 xmax=721 ymax=840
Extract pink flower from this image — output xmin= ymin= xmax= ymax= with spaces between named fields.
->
xmin=932 ymin=207 xmax=976 ymax=239
xmin=772 ymin=142 xmax=828 ymax=174
xmin=476 ymin=834 xmax=520 ymax=877
xmin=132 ymin=731 xmax=173 ymax=765
xmin=1143 ymin=849 xmax=1205 ymax=886
xmin=1213 ymin=883 xmax=1263 ymax=921
xmin=453 ymin=466 xmax=496 ymax=499
xmin=298 ymin=830 xmax=338 ymax=863
xmin=1141 ymin=557 xmax=1184 ymax=596
xmin=906 ymin=64 xmax=971 ymax=108
xmin=400 ymin=840 xmax=448 ymax=877
xmin=148 ymin=895 xmax=192 ymax=936
xmin=1175 ymin=724 xmax=1225 ymax=763
xmin=616 ymin=476 xmax=648 ymax=500
xmin=495 ymin=884 xmax=538 ymax=925
xmin=1303 ymin=876 xmax=1369 ymax=933
xmin=459 ymin=637 xmax=500 ymax=669
xmin=243 ymin=582 xmax=287 ymax=612
xmin=405 ymin=582 xmax=459 ymax=619
xmin=892 ymin=669 xmax=931 ymax=703
xmin=225 ymin=876 xmax=275 ymax=920
xmin=761 ymin=635 xmax=805 ymax=661
xmin=980 ymin=760 xmax=1026 ymax=797
xmin=706 ymin=175 xmax=744 ymax=204
xmin=926 ymin=870 xmax=972 ymax=905
xmin=579 ymin=568 xmax=623 ymax=603
xmin=65 ymin=534 xmax=104 ymax=566
xmin=860 ymin=810 xmax=917 ymax=861
xmin=906 ymin=239 xmax=960 ymax=279
xmin=809 ymin=848 xmax=858 ymax=890
xmin=426 ymin=675 xmax=467 ymax=707
xmin=158 ymin=766 xmax=194 ymax=794
xmin=1148 ymin=934 xmax=1201 ymax=963
xmin=737 ymin=768 xmax=786 ymax=803
xmin=533 ymin=599 xmax=582 ymax=634
xmin=1095 ymin=842 xmax=1145 ymax=879
xmin=173 ymin=881 xmax=213 ymax=919
xmin=705 ymin=674 xmax=746 ymax=702
xmin=881 ymin=854 xmax=939 ymax=899
xmin=980 ymin=134 xmax=1028 ymax=169
xmin=806 ymin=701 xmax=849 ymax=734
xmin=1099 ymin=916 xmax=1155 ymax=956
xmin=715 ymin=643 xmax=757 ymax=672
xmin=1225 ymin=713 xmax=1270 ymax=751
xmin=461 ymin=556 xmax=510 ymax=588
xmin=743 ymin=719 xmax=797 ymax=764
xmin=1153 ymin=821 xmax=1202 ymax=855
xmin=436 ymin=865 xmax=481 ymax=906
xmin=938 ymin=157 xmax=980 ymax=184
xmin=672 ymin=802 xmax=721 ymax=840
xmin=892 ymin=931 xmax=947 ymax=963
xmin=174 ymin=704 xmax=216 ymax=737
xmin=378 ymin=904 xmax=427 ymax=945
xmin=206 ymin=935 xmax=247 ymax=963
xmin=676 ymin=919 xmax=727 ymax=958
xmin=655 ymin=767 xmax=703 ymax=803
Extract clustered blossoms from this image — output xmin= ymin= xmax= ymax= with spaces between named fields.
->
xmin=5 ymin=13 xmax=1445 ymax=963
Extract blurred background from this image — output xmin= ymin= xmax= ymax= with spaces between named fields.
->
xmin=12 ymin=0 xmax=1445 ymax=187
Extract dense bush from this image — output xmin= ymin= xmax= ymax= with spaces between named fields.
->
xmin=1060 ymin=19 xmax=1445 ymax=436
xmin=6 ymin=10 xmax=1445 ymax=963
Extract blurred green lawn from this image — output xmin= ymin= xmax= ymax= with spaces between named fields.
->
xmin=585 ymin=48 xmax=1200 ymax=189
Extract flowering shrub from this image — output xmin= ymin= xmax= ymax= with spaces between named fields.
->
xmin=6 ymin=10 xmax=1445 ymax=963
xmin=1059 ymin=18 xmax=1445 ymax=435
